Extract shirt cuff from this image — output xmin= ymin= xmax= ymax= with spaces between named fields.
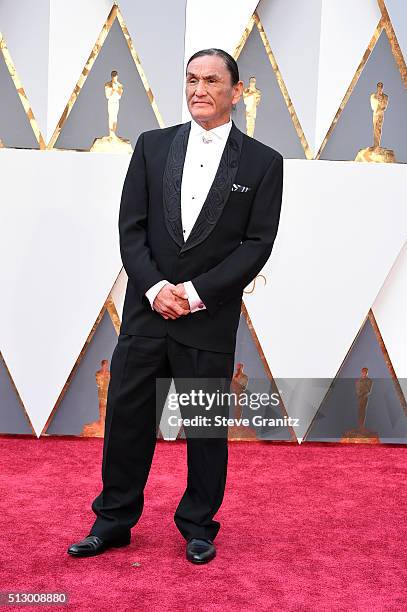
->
xmin=184 ymin=281 xmax=206 ymax=313
xmin=145 ymin=280 xmax=169 ymax=310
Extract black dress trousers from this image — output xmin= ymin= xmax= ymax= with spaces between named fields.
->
xmin=89 ymin=333 xmax=235 ymax=542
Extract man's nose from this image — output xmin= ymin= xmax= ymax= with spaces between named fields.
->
xmin=195 ymin=79 xmax=207 ymax=96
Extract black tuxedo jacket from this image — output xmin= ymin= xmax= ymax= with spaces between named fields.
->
xmin=118 ymin=120 xmax=283 ymax=353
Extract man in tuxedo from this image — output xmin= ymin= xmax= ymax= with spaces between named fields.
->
xmin=68 ymin=48 xmax=283 ymax=564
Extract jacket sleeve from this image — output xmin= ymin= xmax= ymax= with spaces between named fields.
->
xmin=118 ymin=132 xmax=166 ymax=300
xmin=190 ymin=154 xmax=284 ymax=315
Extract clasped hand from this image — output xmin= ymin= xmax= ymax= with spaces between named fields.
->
xmin=153 ymin=283 xmax=190 ymax=320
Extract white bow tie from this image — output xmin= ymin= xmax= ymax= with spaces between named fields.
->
xmin=201 ymin=132 xmax=214 ymax=144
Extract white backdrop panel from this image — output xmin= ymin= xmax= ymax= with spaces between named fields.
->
xmin=0 ymin=148 xmax=128 ymax=436
xmin=244 ymin=159 xmax=407 ymax=437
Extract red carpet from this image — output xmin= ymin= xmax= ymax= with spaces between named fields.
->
xmin=0 ymin=437 xmax=406 ymax=611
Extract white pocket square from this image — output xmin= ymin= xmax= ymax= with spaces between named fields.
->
xmin=231 ymin=183 xmax=252 ymax=193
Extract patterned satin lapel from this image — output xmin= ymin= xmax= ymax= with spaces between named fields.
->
xmin=162 ymin=122 xmax=191 ymax=248
xmin=162 ymin=121 xmax=244 ymax=252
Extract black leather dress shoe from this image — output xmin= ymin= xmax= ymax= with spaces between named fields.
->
xmin=67 ymin=533 xmax=131 ymax=557
xmin=186 ymin=538 xmax=216 ymax=564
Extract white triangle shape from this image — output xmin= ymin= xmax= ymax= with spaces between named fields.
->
xmin=0 ymin=149 xmax=129 ymax=436
xmin=315 ymin=0 xmax=382 ymax=153
xmin=244 ymin=159 xmax=407 ymax=439
xmin=47 ymin=0 xmax=113 ymax=144
xmin=257 ymin=0 xmax=322 ymax=154
xmin=110 ymin=268 xmax=128 ymax=321
xmin=372 ymin=241 xmax=407 ymax=400
xmin=257 ymin=0 xmax=381 ymax=155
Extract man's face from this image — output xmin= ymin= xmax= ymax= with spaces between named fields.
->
xmin=186 ymin=55 xmax=243 ymax=128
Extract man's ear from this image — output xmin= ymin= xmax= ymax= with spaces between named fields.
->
xmin=232 ymin=80 xmax=244 ymax=105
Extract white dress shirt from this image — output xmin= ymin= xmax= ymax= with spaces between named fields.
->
xmin=145 ymin=117 xmax=232 ymax=313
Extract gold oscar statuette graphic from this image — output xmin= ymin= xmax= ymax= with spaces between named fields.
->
xmin=341 ymin=367 xmax=380 ymax=444
xmin=80 ymin=359 xmax=111 ymax=437
xmin=90 ymin=70 xmax=133 ymax=153
xmin=243 ymin=76 xmax=261 ymax=138
xmin=228 ymin=362 xmax=257 ymax=440
xmin=355 ymin=82 xmax=396 ymax=163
